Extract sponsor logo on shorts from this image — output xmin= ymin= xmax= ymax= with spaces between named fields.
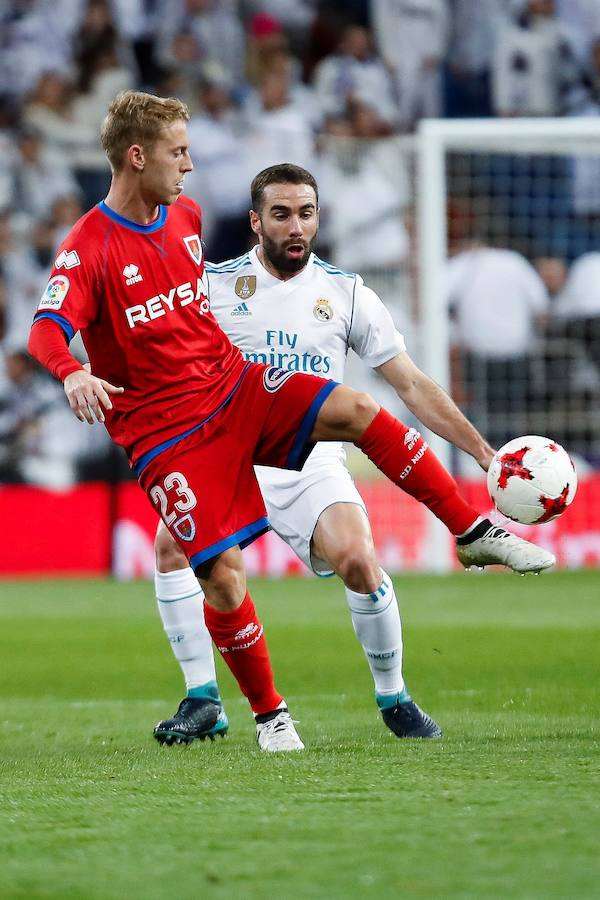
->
xmin=39 ymin=275 xmax=70 ymax=310
xmin=55 ymin=249 xmax=80 ymax=269
xmin=263 ymin=366 xmax=296 ymax=393
xmin=183 ymin=234 xmax=203 ymax=265
xmin=173 ymin=513 xmax=196 ymax=542
xmin=313 ymin=297 xmax=333 ymax=321
xmin=234 ymin=275 xmax=256 ymax=299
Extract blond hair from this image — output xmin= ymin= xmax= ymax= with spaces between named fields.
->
xmin=100 ymin=90 xmax=189 ymax=171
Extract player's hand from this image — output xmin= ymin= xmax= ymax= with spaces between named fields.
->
xmin=64 ymin=365 xmax=124 ymax=424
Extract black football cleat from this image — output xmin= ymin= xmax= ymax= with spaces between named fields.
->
xmin=153 ymin=697 xmax=229 ymax=745
xmin=377 ymin=691 xmax=442 ymax=739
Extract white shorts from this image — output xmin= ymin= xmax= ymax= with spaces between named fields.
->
xmin=257 ymin=460 xmax=367 ymax=576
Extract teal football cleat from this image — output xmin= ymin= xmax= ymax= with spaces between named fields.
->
xmin=154 ymin=697 xmax=229 ymax=745
xmin=377 ymin=691 xmax=442 ymax=739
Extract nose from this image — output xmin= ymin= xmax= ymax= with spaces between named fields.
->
xmin=182 ymin=151 xmax=193 ymax=173
xmin=289 ymin=215 xmax=302 ymax=235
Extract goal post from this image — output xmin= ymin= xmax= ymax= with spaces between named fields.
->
xmin=416 ymin=117 xmax=600 ymax=571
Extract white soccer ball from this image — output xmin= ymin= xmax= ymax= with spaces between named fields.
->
xmin=487 ymin=435 xmax=577 ymax=525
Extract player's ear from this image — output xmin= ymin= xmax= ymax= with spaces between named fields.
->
xmin=128 ymin=144 xmax=145 ymax=172
xmin=249 ymin=209 xmax=261 ymax=236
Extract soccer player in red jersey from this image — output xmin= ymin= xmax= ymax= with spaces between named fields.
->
xmin=28 ymin=91 xmax=554 ymax=751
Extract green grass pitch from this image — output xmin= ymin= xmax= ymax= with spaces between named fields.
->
xmin=1 ymin=570 xmax=599 ymax=899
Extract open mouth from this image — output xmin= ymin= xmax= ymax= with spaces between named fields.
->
xmin=285 ymin=243 xmax=306 ymax=258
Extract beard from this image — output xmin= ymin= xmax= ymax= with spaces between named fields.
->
xmin=262 ymin=232 xmax=313 ymax=273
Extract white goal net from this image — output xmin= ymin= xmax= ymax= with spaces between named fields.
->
xmin=320 ymin=120 xmax=600 ymax=571
xmin=416 ymin=118 xmax=600 ymax=568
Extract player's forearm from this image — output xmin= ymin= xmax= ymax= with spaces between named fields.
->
xmin=28 ymin=319 xmax=84 ymax=382
xmin=401 ymin=374 xmax=494 ymax=469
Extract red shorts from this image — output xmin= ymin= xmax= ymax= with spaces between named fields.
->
xmin=137 ymin=363 xmax=337 ymax=570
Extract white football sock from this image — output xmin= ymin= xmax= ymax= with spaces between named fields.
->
xmin=344 ymin=571 xmax=404 ymax=696
xmin=155 ymin=566 xmax=217 ymax=691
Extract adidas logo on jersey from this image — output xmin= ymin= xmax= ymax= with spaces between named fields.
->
xmin=231 ymin=302 xmax=251 ymax=317
xmin=123 ymin=264 xmax=143 ymax=286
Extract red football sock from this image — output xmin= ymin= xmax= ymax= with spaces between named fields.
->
xmin=203 ymin=592 xmax=283 ymax=715
xmin=356 ymin=408 xmax=479 ymax=535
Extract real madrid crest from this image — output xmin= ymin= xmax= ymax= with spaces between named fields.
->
xmin=235 ymin=275 xmax=256 ymax=299
xmin=313 ymin=297 xmax=333 ymax=322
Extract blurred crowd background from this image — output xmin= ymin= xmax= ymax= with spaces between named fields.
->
xmin=2 ymin=0 xmax=600 ymax=489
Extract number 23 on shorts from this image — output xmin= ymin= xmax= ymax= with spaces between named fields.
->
xmin=150 ymin=471 xmax=198 ymax=542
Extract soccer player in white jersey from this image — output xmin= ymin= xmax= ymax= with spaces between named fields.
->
xmin=152 ymin=164 xmax=555 ymax=751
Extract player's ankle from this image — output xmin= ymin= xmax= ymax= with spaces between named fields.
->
xmin=186 ymin=681 xmax=221 ymax=702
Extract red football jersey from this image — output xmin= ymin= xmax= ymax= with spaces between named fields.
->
xmin=33 ymin=196 xmax=246 ymax=465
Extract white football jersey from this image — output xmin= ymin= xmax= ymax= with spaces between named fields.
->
xmin=206 ymin=246 xmax=405 ymax=483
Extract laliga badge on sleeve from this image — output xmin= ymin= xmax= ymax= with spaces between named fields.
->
xmin=39 ymin=275 xmax=70 ymax=310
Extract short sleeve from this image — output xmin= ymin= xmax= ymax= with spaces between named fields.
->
xmin=348 ymin=275 xmax=406 ymax=367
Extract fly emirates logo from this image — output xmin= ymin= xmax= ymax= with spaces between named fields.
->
xmin=125 ymin=277 xmax=209 ymax=329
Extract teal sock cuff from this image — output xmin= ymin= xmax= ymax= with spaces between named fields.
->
xmin=376 ymin=688 xmax=411 ymax=710
xmin=187 ymin=681 xmax=221 ymax=702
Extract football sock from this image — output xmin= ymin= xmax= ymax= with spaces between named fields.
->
xmin=345 ymin=571 xmax=405 ymax=697
xmin=203 ymin=592 xmax=283 ymax=715
xmin=154 ymin=567 xmax=219 ymax=693
xmin=355 ymin=408 xmax=479 ymax=535
xmin=456 ymin=516 xmax=486 ymax=541
xmin=376 ymin=688 xmax=412 ymax=710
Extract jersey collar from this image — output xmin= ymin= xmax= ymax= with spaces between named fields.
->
xmin=97 ymin=200 xmax=168 ymax=233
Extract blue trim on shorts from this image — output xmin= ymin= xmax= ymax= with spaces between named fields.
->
xmin=33 ymin=312 xmax=75 ymax=342
xmin=286 ymin=380 xmax=339 ymax=470
xmin=97 ymin=200 xmax=167 ymax=233
xmin=133 ymin=362 xmax=251 ymax=477
xmin=190 ymin=516 xmax=270 ymax=570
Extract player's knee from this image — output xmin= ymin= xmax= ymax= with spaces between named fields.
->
xmin=332 ymin=537 xmax=380 ymax=593
xmin=351 ymin=391 xmax=379 ymax=431
xmin=155 ymin=523 xmax=188 ymax=573
xmin=208 ymin=564 xmax=245 ymax=598
xmin=195 ymin=548 xmax=247 ymax=610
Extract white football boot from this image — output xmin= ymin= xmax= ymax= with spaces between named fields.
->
xmin=456 ymin=519 xmax=556 ymax=574
xmin=256 ymin=709 xmax=305 ymax=752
